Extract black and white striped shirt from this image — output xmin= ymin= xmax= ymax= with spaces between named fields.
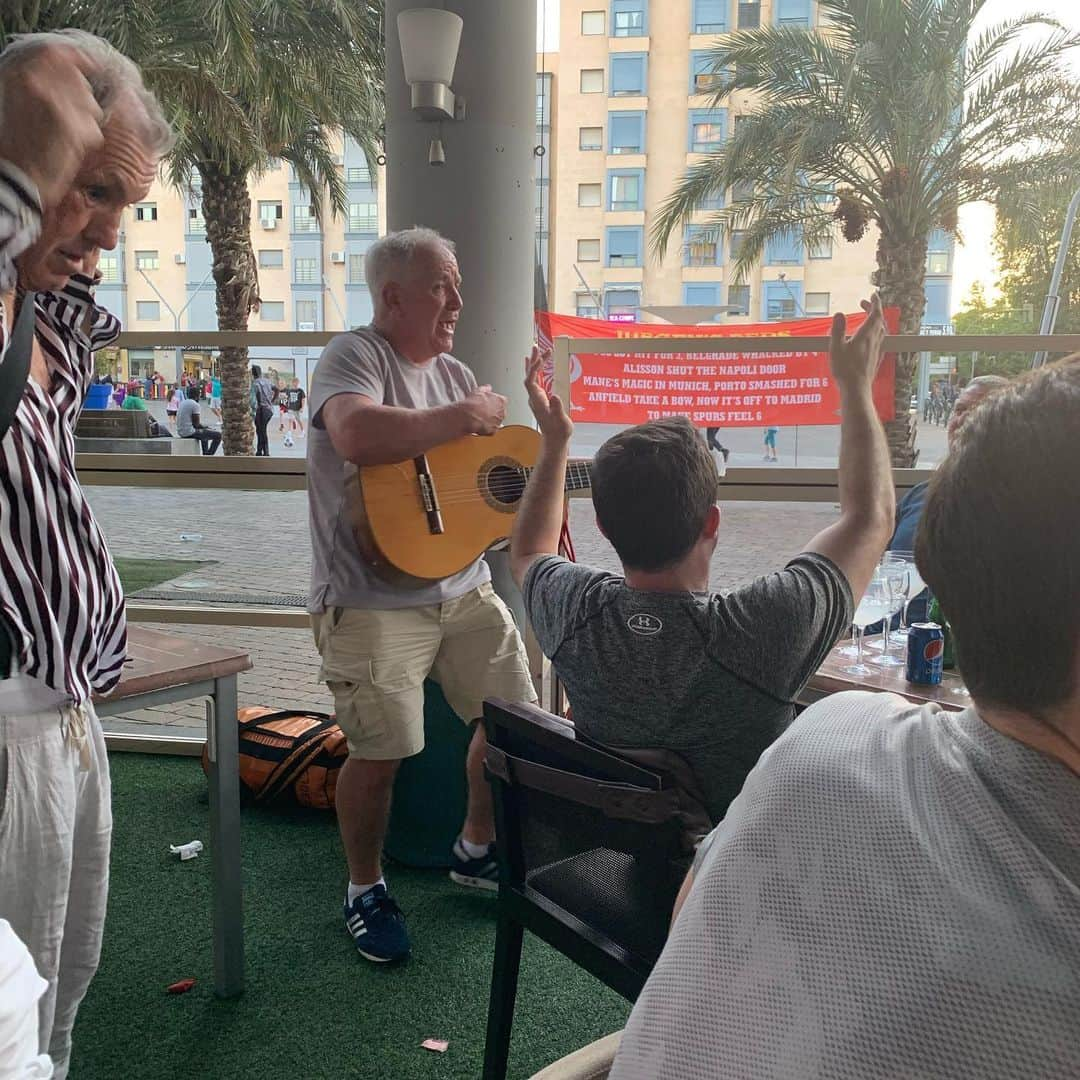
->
xmin=0 ymin=161 xmax=127 ymax=704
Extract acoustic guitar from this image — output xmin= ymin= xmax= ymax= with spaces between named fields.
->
xmin=345 ymin=425 xmax=592 ymax=586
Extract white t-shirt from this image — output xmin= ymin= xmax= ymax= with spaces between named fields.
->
xmin=0 ymin=920 xmax=53 ymax=1078
xmin=611 ymin=691 xmax=1080 ymax=1080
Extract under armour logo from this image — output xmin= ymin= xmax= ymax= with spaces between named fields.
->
xmin=627 ymin=613 xmax=663 ymax=636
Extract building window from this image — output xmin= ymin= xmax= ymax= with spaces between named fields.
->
xmin=927 ymin=228 xmax=952 ymax=275
xmin=608 ymin=112 xmax=645 ymax=154
xmin=576 ymin=292 xmax=602 ymax=318
xmin=732 ymin=179 xmax=754 ymax=202
xmin=685 ymin=226 xmax=721 ymax=266
xmin=581 ymin=68 xmax=604 ymax=94
xmin=98 ymin=253 xmax=120 ymax=283
xmin=258 ymin=200 xmax=283 ymax=226
xmin=689 ymin=108 xmax=727 ymax=152
xmin=809 ymin=237 xmax=833 ymax=260
xmin=764 ymin=280 xmax=803 ymax=320
xmin=728 ymin=284 xmax=750 ymax=315
xmin=294 ymin=257 xmax=319 ymax=284
xmin=928 ymin=252 xmax=950 ymax=274
xmin=730 ymin=230 xmax=747 ymax=260
xmin=692 ymin=0 xmax=727 ymax=34
xmin=610 ymin=53 xmax=646 ymax=96
xmin=347 ymin=164 xmax=371 ymax=184
xmin=259 ymin=249 xmax=284 ymax=268
xmin=684 ymin=283 xmax=721 ymax=307
xmin=580 ymin=126 xmax=603 ymax=151
xmin=296 ymin=299 xmax=318 ymax=328
xmin=775 ymin=0 xmax=811 ymax=26
xmin=260 ymin=301 xmax=285 ymax=321
xmin=612 ymin=0 xmax=647 ymax=37
xmin=135 ymin=300 xmax=160 ymax=321
xmin=605 ymin=287 xmax=640 ymax=321
xmin=292 ymin=204 xmax=318 ymax=233
xmin=607 ymin=170 xmax=644 ymax=211
xmin=738 ymin=1 xmax=761 ymax=29
xmin=577 ymin=238 xmax=601 ymax=262
xmin=187 ymin=206 xmax=206 ymax=234
xmin=765 ymin=228 xmax=804 ymax=265
xmin=348 ymin=203 xmax=378 ymax=232
xmin=606 ymin=226 xmax=643 ymax=267
xmin=805 ymin=291 xmax=831 ymax=315
xmin=134 ymin=202 xmax=157 ymax=222
xmin=581 ymin=10 xmax=605 ymax=34
xmin=578 ymin=183 xmax=602 ymax=208
xmin=690 ymin=51 xmax=726 ymax=94
xmin=349 ymin=253 xmax=367 ymax=283
xmin=134 ymin=250 xmax=159 ymax=271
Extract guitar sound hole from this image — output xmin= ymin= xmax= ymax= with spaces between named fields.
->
xmin=486 ymin=464 xmax=526 ymax=506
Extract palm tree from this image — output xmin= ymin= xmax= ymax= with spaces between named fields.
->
xmin=12 ymin=1 xmax=383 ymax=454
xmin=652 ymin=0 xmax=1080 ymax=465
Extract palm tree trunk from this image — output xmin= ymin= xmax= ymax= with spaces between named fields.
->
xmin=198 ymin=161 xmax=260 ymax=455
xmin=874 ymin=230 xmax=927 ymax=467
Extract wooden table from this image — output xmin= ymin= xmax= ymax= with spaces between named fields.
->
xmin=94 ymin=626 xmax=252 ymax=998
xmin=799 ymin=634 xmax=968 ymax=711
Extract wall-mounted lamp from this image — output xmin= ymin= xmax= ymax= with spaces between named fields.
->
xmin=398 ymin=8 xmax=465 ymax=122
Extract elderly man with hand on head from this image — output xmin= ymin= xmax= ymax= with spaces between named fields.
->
xmin=0 ymin=30 xmax=172 ymax=1078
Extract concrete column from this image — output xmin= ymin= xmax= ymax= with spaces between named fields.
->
xmin=385 ymin=0 xmax=538 ymax=425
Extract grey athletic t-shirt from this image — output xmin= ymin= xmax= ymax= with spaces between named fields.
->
xmin=176 ymin=398 xmax=199 ymax=437
xmin=612 ymin=692 xmax=1080 ymax=1080
xmin=306 ymin=325 xmax=489 ymax=611
xmin=522 ymin=552 xmax=852 ymax=821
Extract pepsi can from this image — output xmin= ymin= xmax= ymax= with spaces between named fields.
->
xmin=906 ymin=623 xmax=944 ymax=685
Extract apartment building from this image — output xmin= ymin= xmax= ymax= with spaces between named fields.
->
xmin=545 ymin=0 xmax=954 ymax=327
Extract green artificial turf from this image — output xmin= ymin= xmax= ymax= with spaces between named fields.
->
xmin=113 ymin=558 xmax=215 ymax=593
xmin=72 ymin=754 xmax=630 ymax=1079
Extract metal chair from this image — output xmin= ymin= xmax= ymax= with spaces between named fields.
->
xmin=481 ymin=698 xmax=705 ymax=1080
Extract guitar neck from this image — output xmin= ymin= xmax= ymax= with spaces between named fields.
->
xmin=518 ymin=458 xmax=593 ymax=493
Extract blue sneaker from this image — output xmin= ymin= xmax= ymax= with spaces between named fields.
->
xmin=343 ymin=884 xmax=410 ymax=963
xmin=449 ymin=838 xmax=499 ymax=892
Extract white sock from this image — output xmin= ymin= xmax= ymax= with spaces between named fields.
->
xmin=457 ymin=836 xmax=491 ymax=860
xmin=347 ymin=878 xmax=385 ymax=904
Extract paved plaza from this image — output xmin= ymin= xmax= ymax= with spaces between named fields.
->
xmin=90 ymin=484 xmax=840 ymax=734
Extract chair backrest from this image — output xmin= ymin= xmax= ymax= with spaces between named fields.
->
xmin=483 ymin=698 xmax=691 ymax=968
xmin=75 ymin=409 xmax=150 ymax=439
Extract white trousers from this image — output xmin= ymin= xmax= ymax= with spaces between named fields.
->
xmin=0 ymin=705 xmax=111 ymax=1080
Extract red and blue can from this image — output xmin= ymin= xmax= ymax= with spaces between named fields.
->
xmin=906 ymin=623 xmax=944 ymax=685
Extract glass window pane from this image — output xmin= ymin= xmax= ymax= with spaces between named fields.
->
xmin=692 ymin=0 xmax=727 ymax=34
xmin=296 ymin=300 xmax=317 ymax=326
xmin=578 ymin=183 xmax=602 ymax=207
xmin=134 ymin=250 xmax=159 ymax=270
xmin=738 ymin=1 xmax=761 ymax=29
xmin=609 ymin=173 xmax=641 ymax=210
xmin=611 ymin=55 xmax=645 ymax=95
xmin=579 ymin=126 xmax=603 ymax=150
xmin=581 ymin=68 xmax=604 ymax=93
xmin=805 ymin=292 xmax=831 ymax=314
xmin=728 ymin=284 xmax=750 ymax=314
xmin=292 ymin=204 xmax=318 ymax=233
xmin=258 ymin=249 xmax=283 ymax=268
xmin=349 ymin=253 xmax=367 ymax=282
xmin=135 ymin=301 xmax=159 ymax=320
xmin=348 ymin=203 xmax=378 ymax=232
xmin=294 ymin=258 xmax=318 ymax=284
xmin=98 ymin=254 xmax=120 ymax=283
xmin=610 ymin=113 xmax=644 ymax=153
xmin=581 ymin=10 xmax=605 ymax=34
xmin=613 ymin=9 xmax=645 ymax=37
xmin=260 ymin=301 xmax=285 ymax=321
xmin=577 ymin=239 xmax=601 ymax=261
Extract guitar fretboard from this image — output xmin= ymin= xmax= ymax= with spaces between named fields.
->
xmin=516 ymin=459 xmax=594 ymax=492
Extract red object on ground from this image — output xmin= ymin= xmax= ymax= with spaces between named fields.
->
xmin=166 ymin=978 xmax=197 ymax=995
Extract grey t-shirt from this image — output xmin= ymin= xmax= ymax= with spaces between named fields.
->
xmin=522 ymin=552 xmax=852 ymax=821
xmin=306 ymin=325 xmax=489 ymax=611
xmin=612 ymin=692 xmax=1080 ymax=1080
xmin=176 ymin=398 xmax=199 ymax=437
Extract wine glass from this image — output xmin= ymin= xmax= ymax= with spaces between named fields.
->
xmin=871 ymin=563 xmax=909 ymax=667
xmin=887 ymin=550 xmax=924 ymax=637
xmin=843 ymin=577 xmax=892 ymax=676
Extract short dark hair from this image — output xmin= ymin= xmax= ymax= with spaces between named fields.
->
xmin=251 ymin=365 xmax=262 ymax=378
xmin=186 ymin=384 xmax=200 ymax=400
xmin=592 ymin=416 xmax=718 ymax=571
xmin=916 ymin=358 xmax=1080 ymax=715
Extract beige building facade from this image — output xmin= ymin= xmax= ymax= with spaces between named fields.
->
xmin=544 ymin=0 xmax=953 ymax=328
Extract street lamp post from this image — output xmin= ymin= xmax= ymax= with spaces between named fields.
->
xmin=137 ymin=266 xmax=215 ymax=379
xmin=1033 ymin=185 xmax=1080 ymax=368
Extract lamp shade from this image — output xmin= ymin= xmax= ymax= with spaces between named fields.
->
xmin=397 ymin=8 xmax=464 ymax=87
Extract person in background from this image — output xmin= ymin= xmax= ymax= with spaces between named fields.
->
xmin=209 ymin=373 xmax=222 ymax=419
xmin=512 ymin=297 xmax=893 ymax=825
xmin=287 ymin=376 xmax=306 ymax=437
xmin=176 ymin=384 xmax=221 ymax=455
xmin=120 ymin=388 xmax=146 ymax=411
xmin=889 ymin=374 xmax=1008 ymax=623
xmin=763 ymin=424 xmax=779 ymax=462
xmin=0 ymin=28 xmax=172 ymax=1076
xmin=610 ymin=357 xmax=1080 ymax=1080
xmin=166 ymin=382 xmax=182 ymax=428
xmin=251 ymin=364 xmax=275 ymax=456
xmin=704 ymin=427 xmax=729 ymax=464
xmin=275 ymin=377 xmax=289 ymax=433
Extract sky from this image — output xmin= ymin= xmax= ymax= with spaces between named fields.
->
xmin=536 ymin=0 xmax=1080 ymax=315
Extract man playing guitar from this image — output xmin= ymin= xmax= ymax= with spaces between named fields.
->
xmin=307 ymin=226 xmax=537 ymax=964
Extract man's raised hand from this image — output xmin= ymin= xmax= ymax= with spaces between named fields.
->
xmin=525 ymin=345 xmax=573 ymax=444
xmin=829 ymin=293 xmax=886 ymax=390
xmin=0 ymin=44 xmax=105 ymax=210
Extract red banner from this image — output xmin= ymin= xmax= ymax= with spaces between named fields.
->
xmin=535 ymin=309 xmax=898 ymax=428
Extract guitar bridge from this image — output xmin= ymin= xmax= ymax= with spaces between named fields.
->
xmin=414 ymin=454 xmax=445 ymax=535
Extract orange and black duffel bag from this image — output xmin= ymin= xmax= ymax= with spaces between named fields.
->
xmin=201 ymin=707 xmax=348 ymax=809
